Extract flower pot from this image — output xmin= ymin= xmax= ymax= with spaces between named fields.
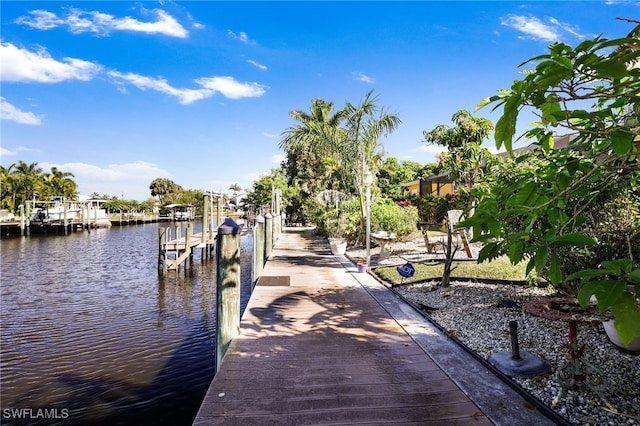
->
xmin=357 ymin=263 xmax=367 ymax=273
xmin=328 ymin=238 xmax=347 ymax=255
xmin=603 ymin=320 xmax=640 ymax=352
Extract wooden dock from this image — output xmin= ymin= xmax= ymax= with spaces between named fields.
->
xmin=194 ymin=227 xmax=497 ymax=425
xmin=158 ymin=223 xmax=217 ymax=272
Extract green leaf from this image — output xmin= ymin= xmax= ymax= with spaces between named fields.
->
xmin=577 ymin=280 xmax=602 ymax=307
xmin=507 ymin=182 xmax=538 ymax=206
xmin=628 ymin=269 xmax=640 ymax=284
xmin=549 ymin=254 xmax=562 ymax=285
xmin=539 ymin=133 xmax=555 ymax=152
xmin=593 ymin=59 xmax=627 ymax=79
xmin=596 ymin=280 xmax=626 ymax=313
xmin=610 ymin=134 xmax=633 ymax=156
xmin=600 ymin=259 xmax=632 ymax=273
xmin=509 ymin=240 xmax=525 ymax=263
xmin=565 ymin=157 xmax=581 ymax=176
xmin=534 ymin=246 xmax=548 ymax=274
xmin=567 ymin=269 xmax=611 ymax=282
xmin=578 ymin=279 xmax=626 ymax=313
xmin=611 ymin=292 xmax=640 ymax=346
xmin=556 ymin=173 xmax=571 ymax=191
xmin=554 ymin=55 xmax=573 ymax=70
xmin=554 ymin=233 xmax=596 ymax=247
xmin=475 ymin=96 xmax=503 ymax=111
xmin=525 ymin=258 xmax=536 ymax=276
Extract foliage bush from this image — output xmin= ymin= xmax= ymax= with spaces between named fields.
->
xmin=559 ymin=189 xmax=640 ymax=293
xmin=405 ymin=192 xmax=468 ymax=224
xmin=368 ymin=198 xmax=419 ymax=239
xmin=315 ymin=197 xmax=419 ymax=244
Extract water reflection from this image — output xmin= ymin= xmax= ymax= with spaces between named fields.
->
xmin=0 ymin=223 xmax=253 ymax=425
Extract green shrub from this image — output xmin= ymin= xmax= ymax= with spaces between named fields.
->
xmin=369 ymin=198 xmax=419 ymax=238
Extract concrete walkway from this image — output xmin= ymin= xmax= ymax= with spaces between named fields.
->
xmin=193 ymin=227 xmax=557 ymax=425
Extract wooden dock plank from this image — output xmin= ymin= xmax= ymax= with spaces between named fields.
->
xmin=193 ymin=228 xmax=492 ymax=425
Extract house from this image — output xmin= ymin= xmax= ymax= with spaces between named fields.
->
xmin=402 ymin=133 xmax=577 ymax=198
xmin=402 ymin=173 xmax=457 ymax=197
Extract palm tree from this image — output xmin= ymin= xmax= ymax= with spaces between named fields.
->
xmin=280 ymin=98 xmax=346 ymax=156
xmin=13 ymin=161 xmax=43 ymax=207
xmin=43 ymin=167 xmax=77 ymax=199
xmin=342 ymin=90 xmax=401 ymax=227
xmin=229 ymin=183 xmax=242 ymax=195
xmin=280 ymin=92 xmax=400 ymax=234
xmin=280 ymin=98 xmax=349 ymax=217
xmin=149 ymin=178 xmax=183 ymax=202
xmin=0 ymin=164 xmax=16 ymax=211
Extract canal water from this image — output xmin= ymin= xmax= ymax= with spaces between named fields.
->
xmin=0 ymin=223 xmax=254 ymax=425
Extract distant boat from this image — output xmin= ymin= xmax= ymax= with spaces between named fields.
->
xmin=32 ymin=202 xmax=81 ymax=223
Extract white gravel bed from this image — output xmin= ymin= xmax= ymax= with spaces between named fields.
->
xmin=396 ymin=281 xmax=640 ymax=426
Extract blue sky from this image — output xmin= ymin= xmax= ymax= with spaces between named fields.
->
xmin=1 ymin=1 xmax=637 ymax=201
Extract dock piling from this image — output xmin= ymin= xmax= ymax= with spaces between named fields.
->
xmin=253 ymin=215 xmax=265 ymax=284
xmin=215 ymin=217 xmax=241 ymax=371
xmin=265 ymin=213 xmax=273 ymax=260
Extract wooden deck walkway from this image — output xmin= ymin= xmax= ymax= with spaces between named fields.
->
xmin=193 ymin=227 xmax=496 ymax=425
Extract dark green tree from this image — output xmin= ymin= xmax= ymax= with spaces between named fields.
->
xmin=467 ymin=26 xmax=640 ymax=344
xmin=149 ymin=178 xmax=183 ymax=202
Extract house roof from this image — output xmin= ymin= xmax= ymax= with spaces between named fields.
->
xmin=400 ymin=180 xmax=420 ymax=187
xmin=400 ymin=133 xmax=579 ymax=187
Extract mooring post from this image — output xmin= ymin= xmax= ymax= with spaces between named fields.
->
xmin=158 ymin=227 xmax=167 ymax=273
xmin=202 ymin=194 xmax=210 ymax=259
xmin=272 ymin=190 xmax=280 ymax=242
xmin=216 ymin=217 xmax=241 ymax=372
xmin=203 ymin=194 xmax=210 ymax=242
xmin=25 ymin=201 xmax=31 ymax=236
xmin=19 ymin=205 xmax=25 ymax=237
xmin=216 ymin=195 xmax=223 ymax=228
xmin=509 ymin=320 xmax=521 ymax=360
xmin=63 ymin=202 xmax=68 ymax=235
xmin=253 ymin=215 xmax=265 ymax=284
xmin=185 ymin=222 xmax=194 ymax=270
xmin=264 ymin=212 xmax=273 ymax=260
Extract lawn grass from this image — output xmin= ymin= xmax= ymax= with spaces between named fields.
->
xmin=374 ymin=257 xmax=536 ymax=285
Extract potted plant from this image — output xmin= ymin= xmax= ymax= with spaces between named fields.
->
xmin=568 ymin=259 xmax=640 ymax=350
xmin=316 ymin=190 xmax=351 ymax=255
xmin=327 ymin=216 xmax=348 ymax=255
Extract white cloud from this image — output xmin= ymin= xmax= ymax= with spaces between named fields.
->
xmin=109 ymin=71 xmax=267 ymax=103
xmin=419 ymin=145 xmax=446 ymax=154
xmin=247 ymin=60 xmax=267 ymax=71
xmin=244 ymin=171 xmax=267 ymax=186
xmin=196 ymin=76 xmax=267 ymax=99
xmin=1 ymin=147 xmax=17 ymax=157
xmin=1 ymin=145 xmax=41 ymax=156
xmin=108 ymin=71 xmax=212 ymax=104
xmin=227 ymin=30 xmax=255 ymax=45
xmin=42 ymin=160 xmax=170 ymax=181
xmin=262 ymin=132 xmax=278 ymax=138
xmin=16 ymin=145 xmax=41 ymax=153
xmin=0 ymin=98 xmax=42 ymax=125
xmin=271 ymin=154 xmax=286 ymax=164
xmin=0 ymin=42 xmax=102 ymax=83
xmin=500 ymin=14 xmax=590 ymax=43
xmin=39 ymin=161 xmax=172 ymax=199
xmin=16 ymin=8 xmax=188 ymax=38
xmin=352 ymin=72 xmax=374 ymax=83
xmin=501 ymin=15 xmax=559 ymax=41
